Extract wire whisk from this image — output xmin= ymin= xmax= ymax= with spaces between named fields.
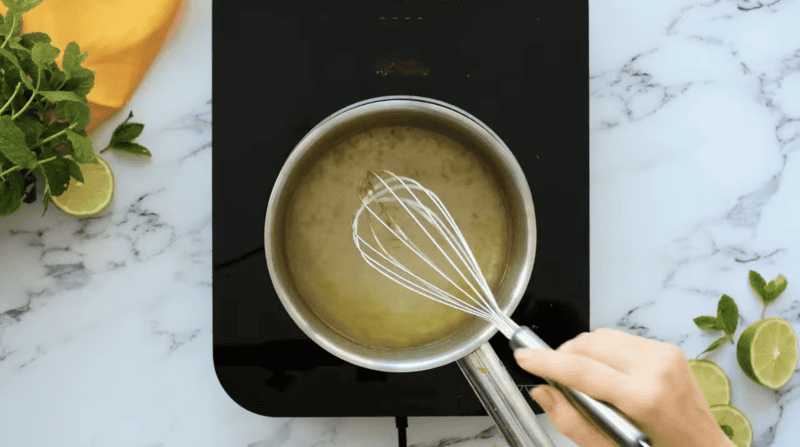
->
xmin=352 ymin=170 xmax=520 ymax=338
xmin=352 ymin=170 xmax=652 ymax=447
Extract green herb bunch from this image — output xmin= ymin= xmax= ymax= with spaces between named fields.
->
xmin=0 ymin=0 xmax=149 ymax=217
xmin=693 ymin=270 xmax=788 ymax=355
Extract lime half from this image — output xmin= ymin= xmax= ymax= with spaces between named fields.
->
xmin=737 ymin=317 xmax=799 ymax=389
xmin=688 ymin=358 xmax=731 ymax=407
xmin=711 ymin=404 xmax=752 ymax=447
xmin=52 ymin=156 xmax=114 ymax=217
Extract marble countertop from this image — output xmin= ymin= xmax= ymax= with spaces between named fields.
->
xmin=2 ymin=0 xmax=799 ymax=446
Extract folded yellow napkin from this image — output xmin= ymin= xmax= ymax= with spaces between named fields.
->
xmin=0 ymin=0 xmax=182 ymax=131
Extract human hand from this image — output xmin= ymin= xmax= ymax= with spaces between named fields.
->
xmin=514 ymin=328 xmax=735 ymax=447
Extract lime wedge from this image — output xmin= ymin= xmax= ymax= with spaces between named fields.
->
xmin=52 ymin=156 xmax=114 ymax=217
xmin=737 ymin=317 xmax=799 ymax=389
xmin=688 ymin=358 xmax=731 ymax=407
xmin=711 ymin=404 xmax=752 ymax=447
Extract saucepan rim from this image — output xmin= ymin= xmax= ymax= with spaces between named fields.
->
xmin=264 ymin=95 xmax=536 ymax=372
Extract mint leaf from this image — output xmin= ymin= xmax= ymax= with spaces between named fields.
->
xmin=61 ymin=43 xmax=95 ymax=96
xmin=102 ymin=112 xmax=150 ymax=157
xmin=6 ymin=36 xmax=24 ymax=52
xmin=65 ymin=129 xmax=97 ymax=164
xmin=720 ymin=424 xmax=734 ymax=439
xmin=0 ymin=115 xmax=36 ymax=169
xmin=0 ymin=48 xmax=35 ymax=90
xmin=110 ymin=142 xmax=151 ymax=157
xmin=65 ymin=158 xmax=83 ymax=183
xmin=2 ymin=0 xmax=45 ymax=14
xmin=701 ymin=334 xmax=731 ymax=355
xmin=15 ymin=113 xmax=43 ymax=147
xmin=39 ymin=155 xmax=70 ymax=196
xmin=62 ymin=71 xmax=95 ymax=97
xmin=749 ymin=270 xmax=787 ymax=307
xmin=48 ymin=70 xmax=66 ymax=91
xmin=764 ymin=275 xmax=788 ymax=305
xmin=693 ymin=316 xmax=721 ymax=332
xmin=19 ymin=32 xmax=51 ymax=48
xmin=110 ymin=123 xmax=144 ymax=144
xmin=0 ymin=74 xmax=11 ymax=99
xmin=31 ymin=41 xmax=60 ymax=70
xmin=39 ymin=91 xmax=86 ymax=103
xmin=55 ymin=101 xmax=90 ymax=131
xmin=19 ymin=56 xmax=42 ymax=88
xmin=0 ymin=169 xmax=23 ymax=215
xmin=62 ymin=42 xmax=90 ymax=80
xmin=14 ymin=32 xmax=49 ymax=55
xmin=717 ymin=295 xmax=739 ymax=336
xmin=0 ymin=11 xmax=21 ymax=38
xmin=750 ymin=270 xmax=767 ymax=301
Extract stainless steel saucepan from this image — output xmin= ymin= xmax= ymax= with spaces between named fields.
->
xmin=265 ymin=95 xmax=549 ymax=446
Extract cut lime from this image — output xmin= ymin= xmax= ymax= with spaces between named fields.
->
xmin=711 ymin=404 xmax=752 ymax=447
xmin=737 ymin=317 xmax=799 ymax=389
xmin=52 ymin=156 xmax=114 ymax=217
xmin=688 ymin=358 xmax=731 ymax=407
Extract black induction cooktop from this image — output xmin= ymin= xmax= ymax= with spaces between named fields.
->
xmin=213 ymin=0 xmax=589 ymax=417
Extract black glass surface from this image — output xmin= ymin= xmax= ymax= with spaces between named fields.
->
xmin=213 ymin=0 xmax=589 ymax=417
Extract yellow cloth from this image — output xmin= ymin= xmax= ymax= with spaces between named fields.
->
xmin=0 ymin=0 xmax=183 ymax=131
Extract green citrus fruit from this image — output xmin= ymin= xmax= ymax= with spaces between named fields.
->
xmin=688 ymin=358 xmax=731 ymax=407
xmin=52 ymin=156 xmax=114 ymax=217
xmin=737 ymin=317 xmax=799 ymax=389
xmin=710 ymin=404 xmax=752 ymax=447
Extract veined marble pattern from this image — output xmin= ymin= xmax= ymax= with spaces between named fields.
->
xmin=1 ymin=0 xmax=799 ymax=446
xmin=589 ymin=1 xmax=800 ymax=446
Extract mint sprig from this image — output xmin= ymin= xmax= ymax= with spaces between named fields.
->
xmin=100 ymin=111 xmax=150 ymax=156
xmin=749 ymin=270 xmax=787 ymax=318
xmin=0 ymin=0 xmax=151 ymax=217
xmin=693 ymin=270 xmax=788 ymax=357
xmin=694 ymin=294 xmax=739 ymax=355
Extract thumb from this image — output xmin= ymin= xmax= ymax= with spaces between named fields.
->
xmin=530 ymin=385 xmax=615 ymax=447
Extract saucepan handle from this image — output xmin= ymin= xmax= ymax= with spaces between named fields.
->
xmin=510 ymin=326 xmax=652 ymax=447
xmin=456 ymin=343 xmax=557 ymax=447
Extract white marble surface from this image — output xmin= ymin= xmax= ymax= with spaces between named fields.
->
xmin=2 ymin=0 xmax=800 ymax=446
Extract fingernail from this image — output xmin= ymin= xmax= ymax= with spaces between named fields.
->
xmin=531 ymin=385 xmax=554 ymax=409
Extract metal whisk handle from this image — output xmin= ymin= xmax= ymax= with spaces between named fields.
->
xmin=510 ymin=327 xmax=652 ymax=447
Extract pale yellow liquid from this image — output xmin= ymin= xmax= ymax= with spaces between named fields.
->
xmin=284 ymin=125 xmax=510 ymax=349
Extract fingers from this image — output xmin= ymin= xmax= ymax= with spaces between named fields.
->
xmin=556 ymin=328 xmax=676 ymax=374
xmin=514 ymin=348 xmax=630 ymax=404
xmin=530 ymin=385 xmax=616 ymax=447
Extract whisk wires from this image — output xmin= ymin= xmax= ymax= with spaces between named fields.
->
xmin=353 ymin=170 xmax=519 ymax=338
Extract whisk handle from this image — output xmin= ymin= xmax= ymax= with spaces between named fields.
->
xmin=510 ymin=327 xmax=651 ymax=447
